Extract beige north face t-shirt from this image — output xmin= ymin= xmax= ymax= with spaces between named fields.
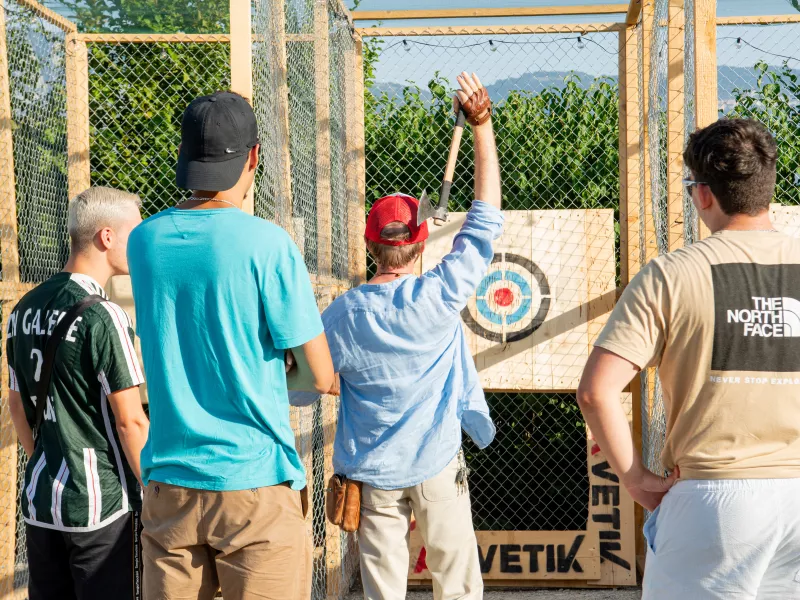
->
xmin=596 ymin=230 xmax=800 ymax=480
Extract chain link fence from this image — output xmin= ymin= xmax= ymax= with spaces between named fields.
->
xmin=363 ymin=24 xmax=620 ymax=535
xmin=1 ymin=1 xmax=71 ymax=595
xmin=86 ymin=36 xmax=231 ymax=218
xmin=717 ymin=18 xmax=800 ymax=207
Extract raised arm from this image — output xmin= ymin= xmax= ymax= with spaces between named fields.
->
xmin=455 ymin=72 xmax=501 ymax=210
xmin=423 ymin=72 xmax=504 ymax=311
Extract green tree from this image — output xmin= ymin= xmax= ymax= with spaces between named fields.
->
xmin=726 ymin=60 xmax=800 ymax=205
xmin=60 ymin=0 xmax=228 ymax=33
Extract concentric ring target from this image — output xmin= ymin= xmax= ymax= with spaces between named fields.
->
xmin=461 ymin=252 xmax=551 ymax=343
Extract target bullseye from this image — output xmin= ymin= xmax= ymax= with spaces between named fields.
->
xmin=461 ymin=252 xmax=551 ymax=344
xmin=494 ymin=288 xmax=514 ymax=307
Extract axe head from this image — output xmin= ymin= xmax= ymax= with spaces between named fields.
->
xmin=416 ymin=190 xmax=447 ymax=227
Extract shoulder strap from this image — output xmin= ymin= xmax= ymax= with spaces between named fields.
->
xmin=34 ymin=294 xmax=106 ymax=440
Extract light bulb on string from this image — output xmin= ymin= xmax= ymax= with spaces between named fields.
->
xmin=160 ymin=50 xmax=168 ymax=60
xmin=736 ymin=37 xmax=743 ymax=50
xmin=489 ymin=40 xmax=497 ymax=52
xmin=403 ymin=40 xmax=411 ymax=52
xmin=577 ymin=36 xmax=585 ymax=50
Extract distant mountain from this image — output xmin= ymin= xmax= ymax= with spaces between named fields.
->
xmin=370 ymin=64 xmax=800 ymax=107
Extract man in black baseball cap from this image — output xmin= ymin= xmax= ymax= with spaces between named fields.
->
xmin=175 ymin=91 xmax=260 ymax=193
xmin=128 ymin=91 xmax=334 ymax=599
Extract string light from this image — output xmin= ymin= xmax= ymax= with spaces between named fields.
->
xmin=489 ymin=40 xmax=497 ymax=52
xmin=403 ymin=39 xmax=410 ymax=52
xmin=577 ymin=36 xmax=585 ymax=50
xmin=736 ymin=37 xmax=743 ymax=50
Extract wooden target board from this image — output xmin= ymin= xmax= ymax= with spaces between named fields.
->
xmin=421 ymin=210 xmax=616 ymax=391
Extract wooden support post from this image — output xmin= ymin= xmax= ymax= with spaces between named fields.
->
xmin=619 ymin=23 xmax=646 ymax=573
xmin=347 ymin=37 xmax=366 ymax=286
xmin=666 ymin=0 xmax=685 ymax=252
xmin=0 ymin=5 xmax=18 ymax=597
xmin=65 ymin=33 xmax=91 ymax=199
xmin=313 ymin=2 xmax=339 ymax=596
xmin=693 ymin=0 xmax=717 ymax=240
xmin=268 ymin=0 xmax=295 ymax=239
xmin=230 ymin=0 xmax=254 ymax=215
xmin=315 ymin=0 xmax=333 ymax=282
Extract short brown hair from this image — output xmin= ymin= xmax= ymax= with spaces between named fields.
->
xmin=683 ymin=118 xmax=777 ymax=216
xmin=366 ymin=222 xmax=424 ymax=270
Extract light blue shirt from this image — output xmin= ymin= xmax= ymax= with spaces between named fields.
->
xmin=295 ymin=201 xmax=504 ymax=489
xmin=128 ymin=208 xmax=323 ymax=491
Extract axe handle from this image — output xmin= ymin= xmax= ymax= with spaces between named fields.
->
xmin=435 ymin=110 xmax=467 ymax=226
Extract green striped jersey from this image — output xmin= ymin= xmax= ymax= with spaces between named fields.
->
xmin=6 ymin=272 xmax=145 ymax=532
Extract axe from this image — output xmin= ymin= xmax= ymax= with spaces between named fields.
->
xmin=418 ymin=109 xmax=467 ymax=227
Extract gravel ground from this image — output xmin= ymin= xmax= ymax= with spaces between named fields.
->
xmin=345 ymin=586 xmax=642 ymax=599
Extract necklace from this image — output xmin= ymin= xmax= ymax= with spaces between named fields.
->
xmin=180 ymin=196 xmax=240 ymax=209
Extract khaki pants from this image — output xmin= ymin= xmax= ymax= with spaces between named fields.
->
xmin=141 ymin=482 xmax=311 ymax=600
xmin=359 ymin=453 xmax=483 ymax=600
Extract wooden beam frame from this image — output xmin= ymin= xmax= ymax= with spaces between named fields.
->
xmin=13 ymin=0 xmax=76 ymax=32
xmin=0 ymin=5 xmax=19 ymax=596
xmin=347 ymin=37 xmax=367 ymax=287
xmin=694 ymin=0 xmax=717 ymax=240
xmin=717 ymin=14 xmax=800 ymax=25
xmin=78 ymin=33 xmax=230 ymax=43
xmin=626 ymin=0 xmax=643 ymax=25
xmin=229 ymin=0 xmax=253 ymax=215
xmin=357 ymin=23 xmax=626 ymax=37
xmin=666 ymin=0 xmax=685 ymax=252
xmin=352 ymin=5 xmax=628 ymax=20
xmin=65 ymin=33 xmax=90 ymax=199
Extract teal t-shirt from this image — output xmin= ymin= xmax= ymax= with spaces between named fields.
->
xmin=128 ymin=208 xmax=323 ymax=491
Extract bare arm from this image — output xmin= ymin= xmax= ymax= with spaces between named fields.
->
xmin=577 ymin=348 xmax=678 ymax=511
xmin=9 ymin=390 xmax=34 ymax=458
xmin=454 ymin=72 xmax=501 ymax=210
xmin=108 ymin=387 xmax=149 ymax=487
xmin=286 ymin=332 xmax=335 ymax=394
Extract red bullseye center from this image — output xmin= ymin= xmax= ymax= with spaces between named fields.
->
xmin=493 ymin=287 xmax=514 ymax=307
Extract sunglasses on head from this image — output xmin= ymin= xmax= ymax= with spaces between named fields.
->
xmin=682 ymin=178 xmax=707 ymax=193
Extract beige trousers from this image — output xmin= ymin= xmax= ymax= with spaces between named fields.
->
xmin=141 ymin=481 xmax=311 ymax=600
xmin=359 ymin=453 xmax=483 ymax=600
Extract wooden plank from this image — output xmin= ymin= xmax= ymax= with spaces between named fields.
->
xmin=352 ymin=5 xmax=628 ymax=20
xmin=229 ymin=0 xmax=254 ymax=215
xmin=717 ymin=14 xmax=800 ymax=25
xmin=666 ymin=0 xmax=685 ymax=252
xmin=423 ymin=210 xmax=615 ymax=392
xmin=642 ymin=0 xmax=657 ymax=264
xmin=287 ymin=33 xmax=315 ymax=42
xmin=586 ymin=411 xmax=637 ymax=587
xmin=358 ymin=23 xmax=626 ymax=37
xmin=267 ymin=0 xmax=295 ymax=239
xmin=14 ymin=0 xmax=76 ymax=32
xmin=626 ymin=0 xmax=643 ymax=25
xmin=78 ymin=33 xmax=230 ymax=43
xmin=0 ymin=7 xmax=17 ymax=577
xmin=409 ymin=529 xmax=600 ymax=580
xmin=315 ymin=0 xmax=333 ymax=281
xmin=0 ymin=305 xmax=17 ymax=600
xmin=347 ymin=37 xmax=366 ymax=287
xmin=0 ymin=1 xmax=19 ymax=286
xmin=0 ymin=10 xmax=20 ymax=590
xmin=65 ymin=33 xmax=91 ymax=200
xmin=693 ymin=0 xmax=717 ymax=241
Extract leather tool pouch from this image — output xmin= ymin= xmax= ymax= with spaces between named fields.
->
xmin=326 ymin=474 xmax=362 ymax=533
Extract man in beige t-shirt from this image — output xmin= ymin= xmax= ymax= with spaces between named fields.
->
xmin=578 ymin=118 xmax=800 ymax=599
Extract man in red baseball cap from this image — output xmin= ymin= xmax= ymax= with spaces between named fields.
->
xmin=292 ymin=72 xmax=502 ymax=599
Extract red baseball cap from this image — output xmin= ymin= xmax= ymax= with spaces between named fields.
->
xmin=365 ymin=194 xmax=429 ymax=247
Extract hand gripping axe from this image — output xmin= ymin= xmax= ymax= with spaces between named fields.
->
xmin=417 ymin=109 xmax=467 ymax=227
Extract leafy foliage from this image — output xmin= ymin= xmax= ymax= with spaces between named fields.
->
xmin=87 ymin=43 xmax=230 ymax=215
xmin=59 ymin=0 xmax=228 ymax=34
xmin=725 ymin=61 xmax=800 ymax=205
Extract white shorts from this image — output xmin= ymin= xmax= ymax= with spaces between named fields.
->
xmin=643 ymin=478 xmax=800 ymax=599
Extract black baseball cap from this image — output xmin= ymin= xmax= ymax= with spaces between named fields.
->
xmin=176 ymin=91 xmax=260 ymax=192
